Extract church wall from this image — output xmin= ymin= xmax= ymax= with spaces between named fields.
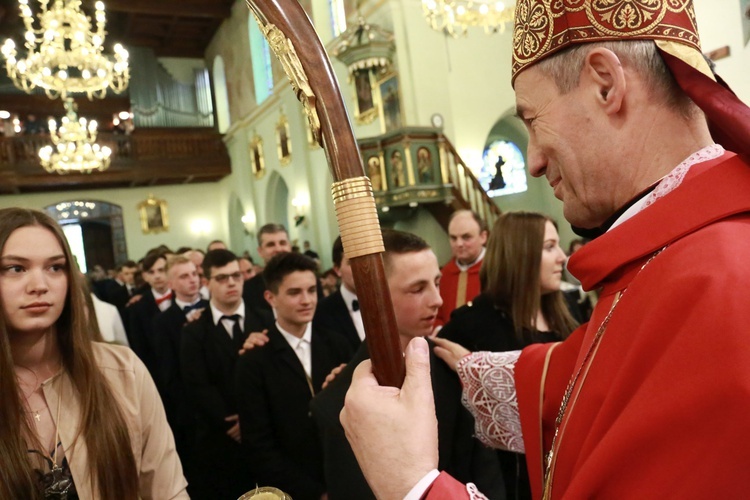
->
xmin=694 ymin=0 xmax=750 ymax=103
xmin=158 ymin=57 xmax=207 ymax=85
xmin=0 ymin=182 xmax=230 ymax=262
xmin=205 ymin=1 xmax=257 ymax=128
xmin=199 ymin=0 xmax=750 ymax=268
xmin=393 ymin=208 xmax=453 ymax=266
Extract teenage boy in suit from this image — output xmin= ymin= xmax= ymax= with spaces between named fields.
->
xmin=128 ymin=252 xmax=171 ymax=376
xmin=152 ymin=255 xmax=207 ymax=482
xmin=180 ymin=249 xmax=267 ymax=499
xmin=310 ymin=230 xmax=504 ymax=500
xmin=235 ymin=252 xmax=352 ymax=500
xmin=313 ymin=236 xmax=364 ymax=352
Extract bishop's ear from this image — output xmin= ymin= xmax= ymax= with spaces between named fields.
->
xmin=583 ymin=47 xmax=626 ymax=115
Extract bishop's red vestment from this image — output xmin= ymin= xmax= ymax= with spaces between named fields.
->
xmin=436 ymin=258 xmax=482 ymax=327
xmin=425 ymin=152 xmax=750 ymax=499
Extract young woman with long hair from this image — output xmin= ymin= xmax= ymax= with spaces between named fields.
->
xmin=435 ymin=211 xmax=579 ymax=499
xmin=0 ymin=208 xmax=187 ymax=499
xmin=438 ymin=211 xmax=578 ymax=350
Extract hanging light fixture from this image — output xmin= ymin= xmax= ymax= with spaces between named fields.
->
xmin=422 ymin=0 xmax=515 ymax=37
xmin=1 ymin=0 xmax=129 ymax=99
xmin=39 ymin=98 xmax=111 ymax=174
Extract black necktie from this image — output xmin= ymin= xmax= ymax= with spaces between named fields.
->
xmin=220 ymin=314 xmax=243 ymax=339
xmin=183 ymin=302 xmax=203 ymax=313
xmin=352 ymin=299 xmax=359 ymax=312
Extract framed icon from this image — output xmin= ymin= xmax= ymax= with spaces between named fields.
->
xmin=250 ymin=133 xmax=265 ymax=179
xmin=353 ymin=68 xmax=378 ymax=124
xmin=378 ymin=72 xmax=402 ymax=132
xmin=138 ymin=194 xmax=169 ymax=234
xmin=276 ymin=113 xmax=292 ymax=165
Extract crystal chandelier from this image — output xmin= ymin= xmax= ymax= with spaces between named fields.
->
xmin=39 ymin=98 xmax=112 ymax=174
xmin=422 ymin=0 xmax=515 ymax=37
xmin=1 ymin=0 xmax=129 ymax=99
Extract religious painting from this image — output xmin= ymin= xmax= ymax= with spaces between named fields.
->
xmin=138 ymin=194 xmax=169 ymax=234
xmin=353 ymin=68 xmax=378 ymax=124
xmin=367 ymin=155 xmax=383 ymax=191
xmin=276 ymin=113 xmax=292 ymax=165
xmin=390 ymin=149 xmax=406 ymax=188
xmin=378 ymin=73 xmax=402 ymax=132
xmin=250 ymin=133 xmax=266 ymax=180
xmin=416 ymin=147 xmax=434 ymax=184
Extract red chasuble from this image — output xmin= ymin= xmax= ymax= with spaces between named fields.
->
xmin=424 ymin=152 xmax=750 ymax=500
xmin=515 ymin=152 xmax=750 ymax=498
xmin=436 ymin=258 xmax=482 ymax=327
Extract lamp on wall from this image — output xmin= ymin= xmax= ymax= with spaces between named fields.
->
xmin=422 ymin=0 xmax=515 ymax=37
xmin=241 ymin=211 xmax=257 ymax=236
xmin=190 ymin=218 xmax=213 ymax=236
xmin=291 ymin=196 xmax=308 ymax=228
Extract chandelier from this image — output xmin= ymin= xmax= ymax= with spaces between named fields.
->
xmin=422 ymin=0 xmax=515 ymax=37
xmin=39 ymin=98 xmax=112 ymax=174
xmin=1 ymin=0 xmax=129 ymax=99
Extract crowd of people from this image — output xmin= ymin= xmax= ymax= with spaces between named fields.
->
xmin=1 ymin=205 xmax=588 ymax=499
xmin=339 ymin=1 xmax=750 ymax=499
xmin=3 ymin=1 xmax=749 ymax=498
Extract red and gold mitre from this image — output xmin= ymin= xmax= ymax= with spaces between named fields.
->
xmin=510 ymin=0 xmax=750 ymax=162
xmin=511 ymin=0 xmax=703 ymax=82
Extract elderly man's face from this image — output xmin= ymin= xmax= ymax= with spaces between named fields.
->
xmin=515 ymin=66 xmax=616 ymax=228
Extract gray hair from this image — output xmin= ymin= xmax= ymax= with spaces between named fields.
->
xmin=535 ymin=40 xmax=700 ymax=119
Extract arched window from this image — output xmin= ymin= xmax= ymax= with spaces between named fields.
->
xmin=480 ymin=140 xmax=528 ymax=197
xmin=212 ymin=56 xmax=231 ymax=133
xmin=249 ymin=17 xmax=274 ymax=104
xmin=329 ymin=0 xmax=347 ymax=37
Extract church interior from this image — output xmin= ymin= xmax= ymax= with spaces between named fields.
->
xmin=0 ymin=0 xmax=747 ymax=271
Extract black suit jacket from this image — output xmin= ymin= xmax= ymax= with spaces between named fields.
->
xmin=99 ymin=279 xmax=131 ymax=309
xmin=108 ymin=281 xmax=132 ymax=324
xmin=127 ymin=289 xmax=162 ymax=376
xmin=152 ymin=300 xmax=208 ymax=424
xmin=242 ymin=274 xmax=271 ymax=312
xmin=181 ymin=305 xmax=267 ymax=500
xmin=313 ymin=289 xmax=361 ymax=352
xmin=235 ymin=324 xmax=352 ymax=500
xmin=310 ymin=341 xmax=506 ymax=500
xmin=181 ymin=303 xmax=267 ymax=433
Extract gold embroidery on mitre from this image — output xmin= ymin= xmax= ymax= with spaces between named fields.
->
xmin=512 ymin=0 xmax=701 ymax=82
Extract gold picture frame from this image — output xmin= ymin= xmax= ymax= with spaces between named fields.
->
xmin=138 ymin=194 xmax=169 ymax=234
xmin=353 ymin=68 xmax=379 ymax=125
xmin=250 ymin=133 xmax=266 ymax=179
xmin=377 ymin=72 xmax=403 ymax=133
xmin=276 ymin=112 xmax=292 ymax=165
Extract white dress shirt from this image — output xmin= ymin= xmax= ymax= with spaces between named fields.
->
xmin=340 ymin=285 xmax=366 ymax=341
xmin=276 ymin=321 xmax=313 ymax=378
xmin=210 ymin=301 xmax=245 ymax=338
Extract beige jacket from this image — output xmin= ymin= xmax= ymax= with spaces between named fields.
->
xmin=41 ymin=342 xmax=189 ymax=499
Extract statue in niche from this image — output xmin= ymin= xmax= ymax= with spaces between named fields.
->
xmin=367 ymin=156 xmax=382 ymax=191
xmin=489 ymin=155 xmax=507 ymax=191
xmin=417 ymin=147 xmax=432 ymax=183
xmin=391 ymin=150 xmax=405 ymax=187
